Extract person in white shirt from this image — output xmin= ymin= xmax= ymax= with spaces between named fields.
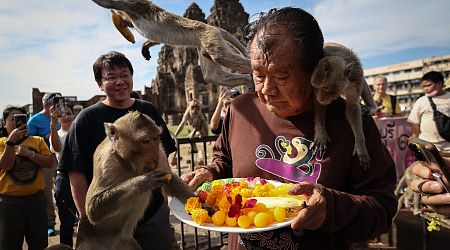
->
xmin=408 ymin=71 xmax=450 ymax=154
xmin=49 ymin=103 xmax=77 ymax=247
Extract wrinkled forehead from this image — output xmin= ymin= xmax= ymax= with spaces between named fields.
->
xmin=250 ymin=26 xmax=297 ymax=60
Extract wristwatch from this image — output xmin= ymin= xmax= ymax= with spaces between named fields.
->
xmin=6 ymin=141 xmax=16 ymax=146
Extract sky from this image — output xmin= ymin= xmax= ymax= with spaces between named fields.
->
xmin=1 ymin=0 xmax=450 ymax=112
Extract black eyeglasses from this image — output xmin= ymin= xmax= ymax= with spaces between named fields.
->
xmin=102 ymin=74 xmax=132 ymax=83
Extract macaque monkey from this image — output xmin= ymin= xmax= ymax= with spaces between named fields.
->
xmin=73 ymin=111 xmax=195 ymax=250
xmin=91 ymin=0 xmax=252 ymax=87
xmin=174 ymin=99 xmax=208 ymax=154
xmin=394 ymin=166 xmax=421 ymax=216
xmin=311 ymin=42 xmax=377 ymax=170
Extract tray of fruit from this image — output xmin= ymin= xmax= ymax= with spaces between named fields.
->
xmin=169 ymin=177 xmax=306 ymax=233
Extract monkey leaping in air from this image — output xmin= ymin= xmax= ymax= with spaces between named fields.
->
xmin=91 ymin=0 xmax=252 ymax=88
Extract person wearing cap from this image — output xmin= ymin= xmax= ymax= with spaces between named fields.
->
xmin=210 ymin=88 xmax=241 ymax=135
xmin=27 ymin=92 xmax=60 ymax=236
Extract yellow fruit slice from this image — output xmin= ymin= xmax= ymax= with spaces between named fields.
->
xmin=250 ymin=196 xmax=305 ymax=216
xmin=111 ymin=10 xmax=135 ymax=44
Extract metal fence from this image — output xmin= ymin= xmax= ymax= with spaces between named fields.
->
xmin=171 ymin=135 xmax=396 ymax=250
xmin=172 ymin=135 xmax=228 ymax=250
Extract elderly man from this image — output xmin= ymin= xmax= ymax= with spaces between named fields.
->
xmin=182 ymin=7 xmax=397 ymax=249
xmin=373 ymin=75 xmax=402 ymax=117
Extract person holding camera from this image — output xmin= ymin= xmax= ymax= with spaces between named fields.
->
xmin=210 ymin=88 xmax=240 ymax=135
xmin=27 ymin=93 xmax=60 ymax=236
xmin=0 ymin=105 xmax=54 ymax=249
xmin=49 ymin=102 xmax=77 ymax=247
xmin=409 ymin=159 xmax=450 ymax=217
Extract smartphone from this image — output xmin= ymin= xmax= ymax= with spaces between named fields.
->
xmin=407 ymin=136 xmax=450 ymax=192
xmin=52 ymin=96 xmax=66 ymax=117
xmin=14 ymin=114 xmax=27 ymax=128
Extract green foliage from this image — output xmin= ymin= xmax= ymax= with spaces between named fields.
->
xmin=168 ymin=124 xmax=214 ymax=138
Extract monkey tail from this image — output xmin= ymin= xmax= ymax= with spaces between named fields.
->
xmin=219 ymin=28 xmax=247 ymax=55
xmin=361 ymin=78 xmax=377 ymax=114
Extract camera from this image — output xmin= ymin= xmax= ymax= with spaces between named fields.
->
xmin=52 ymin=96 xmax=66 ymax=117
xmin=228 ymin=88 xmax=241 ymax=98
xmin=14 ymin=114 xmax=27 ymax=128
xmin=407 ymin=136 xmax=450 ymax=192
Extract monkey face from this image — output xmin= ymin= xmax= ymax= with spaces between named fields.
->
xmin=312 ymin=57 xmax=348 ymax=105
xmin=190 ymin=105 xmax=200 ymax=116
xmin=316 ymin=85 xmax=341 ymax=105
xmin=106 ymin=111 xmax=163 ymax=174
xmin=136 ymin=134 xmax=161 ymax=172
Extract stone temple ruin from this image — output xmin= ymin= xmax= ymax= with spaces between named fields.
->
xmin=150 ymin=0 xmax=249 ymax=125
xmin=31 ymin=0 xmax=249 ymax=125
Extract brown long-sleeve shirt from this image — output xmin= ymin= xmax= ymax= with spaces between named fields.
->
xmin=205 ymin=93 xmax=397 ymax=250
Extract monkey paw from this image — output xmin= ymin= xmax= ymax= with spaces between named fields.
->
xmin=142 ymin=170 xmax=171 ymax=189
xmin=311 ymin=134 xmax=330 ymax=155
xmin=141 ymin=47 xmax=151 ymax=61
xmin=141 ymin=40 xmax=160 ymax=61
xmin=353 ymin=145 xmax=371 ymax=170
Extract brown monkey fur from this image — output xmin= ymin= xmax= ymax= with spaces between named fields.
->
xmin=174 ymin=99 xmax=208 ymax=154
xmin=394 ymin=166 xmax=421 ymax=216
xmin=91 ymin=0 xmax=252 ymax=88
xmin=73 ymin=111 xmax=194 ymax=250
xmin=174 ymin=99 xmax=208 ymax=139
xmin=311 ymin=42 xmax=377 ymax=170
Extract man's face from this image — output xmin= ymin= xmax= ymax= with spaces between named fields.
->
xmin=422 ymin=80 xmax=441 ymax=95
xmin=250 ymin=27 xmax=313 ymax=117
xmin=374 ymin=77 xmax=387 ymax=95
xmin=98 ymin=66 xmax=133 ymax=104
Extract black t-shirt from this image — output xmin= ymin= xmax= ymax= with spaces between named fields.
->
xmin=58 ymin=99 xmax=176 ymax=222
xmin=59 ymin=99 xmax=175 ymax=179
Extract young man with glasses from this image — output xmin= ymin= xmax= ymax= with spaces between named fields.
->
xmin=59 ymin=51 xmax=176 ymax=249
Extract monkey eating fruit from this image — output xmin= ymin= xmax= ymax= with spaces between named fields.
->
xmin=75 ymin=111 xmax=195 ymax=250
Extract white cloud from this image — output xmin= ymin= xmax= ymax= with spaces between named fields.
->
xmin=1 ymin=0 xmax=450 ymax=112
xmin=312 ymin=0 xmax=450 ymax=57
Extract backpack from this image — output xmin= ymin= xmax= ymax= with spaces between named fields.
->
xmin=427 ymin=96 xmax=450 ymax=141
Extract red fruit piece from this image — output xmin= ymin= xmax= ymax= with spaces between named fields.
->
xmin=197 ymin=190 xmax=208 ymax=203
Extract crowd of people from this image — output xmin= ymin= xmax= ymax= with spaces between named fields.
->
xmin=0 ymin=5 xmax=449 ymax=250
